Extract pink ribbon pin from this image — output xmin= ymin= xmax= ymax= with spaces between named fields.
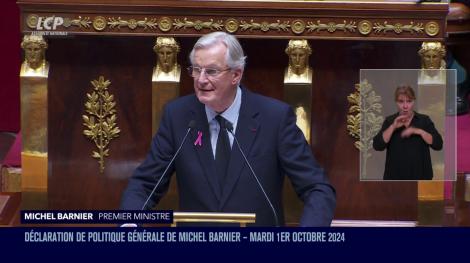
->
xmin=194 ymin=131 xmax=202 ymax=146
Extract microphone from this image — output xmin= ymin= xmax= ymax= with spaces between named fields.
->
xmin=141 ymin=120 xmax=197 ymax=210
xmin=225 ymin=122 xmax=280 ymax=227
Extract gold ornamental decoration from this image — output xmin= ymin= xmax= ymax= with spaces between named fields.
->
xmin=173 ymin=18 xmax=223 ymax=31
xmin=62 ymin=16 xmax=92 ymax=28
xmin=240 ymin=19 xmax=290 ymax=32
xmin=424 ymin=21 xmax=439 ymax=37
xmin=306 ymin=20 xmax=356 ymax=33
xmin=225 ymin=18 xmax=240 ymax=33
xmin=83 ymin=76 xmax=121 ymax=173
xmin=92 ymin=16 xmax=107 ymax=31
xmin=291 ymin=19 xmax=306 ymax=35
xmin=347 ymin=80 xmax=383 ymax=151
xmin=158 ymin=17 xmax=172 ymax=32
xmin=347 ymin=85 xmax=361 ymax=143
xmin=26 ymin=14 xmax=39 ymax=29
xmin=358 ymin=20 xmax=372 ymax=35
xmin=347 ymin=80 xmax=383 ymax=178
xmin=24 ymin=13 xmax=440 ymax=39
xmin=373 ymin=21 xmax=424 ymax=34
xmin=108 ymin=17 xmax=158 ymax=30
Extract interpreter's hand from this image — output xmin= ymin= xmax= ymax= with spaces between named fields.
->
xmin=401 ymin=127 xmax=416 ymax=138
xmin=392 ymin=115 xmax=409 ymax=129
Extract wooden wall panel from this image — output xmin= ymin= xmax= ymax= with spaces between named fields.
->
xmin=48 ymin=36 xmax=154 ymax=209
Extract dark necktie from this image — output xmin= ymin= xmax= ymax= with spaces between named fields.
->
xmin=215 ymin=115 xmax=231 ymax=190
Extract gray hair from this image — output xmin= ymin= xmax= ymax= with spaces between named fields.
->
xmin=189 ymin=32 xmax=246 ymax=70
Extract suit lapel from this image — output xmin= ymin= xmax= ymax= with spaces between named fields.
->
xmin=189 ymin=100 xmax=222 ymax=201
xmin=219 ymin=89 xmax=259 ymax=210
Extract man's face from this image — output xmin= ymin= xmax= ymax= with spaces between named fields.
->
xmin=25 ymin=42 xmax=43 ymax=69
xmin=192 ymin=43 xmax=242 ymax=112
xmin=157 ymin=46 xmax=175 ymax=73
xmin=289 ymin=48 xmax=308 ymax=75
xmin=396 ymin=94 xmax=415 ymax=117
xmin=422 ymin=50 xmax=441 ymax=69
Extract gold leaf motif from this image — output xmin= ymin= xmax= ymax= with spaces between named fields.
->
xmin=108 ymin=17 xmax=158 ymax=30
xmin=347 ymin=80 xmax=384 ymax=178
xmin=307 ymin=20 xmax=356 ymax=33
xmin=173 ymin=18 xmax=223 ymax=31
xmin=240 ymin=20 xmax=290 ymax=32
xmin=69 ymin=16 xmax=91 ymax=28
xmin=82 ymin=76 xmax=120 ymax=173
xmin=373 ymin=21 xmax=423 ymax=34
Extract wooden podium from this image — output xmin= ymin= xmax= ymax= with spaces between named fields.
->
xmin=0 ymin=193 xmax=21 ymax=226
xmin=16 ymin=0 xmax=451 ymax=225
xmin=172 ymin=212 xmax=256 ymax=227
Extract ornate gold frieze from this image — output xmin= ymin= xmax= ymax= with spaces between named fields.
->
xmin=62 ymin=16 xmax=91 ymax=28
xmin=307 ymin=20 xmax=356 ymax=33
xmin=173 ymin=18 xmax=223 ymax=31
xmin=82 ymin=76 xmax=120 ymax=173
xmin=26 ymin=14 xmax=91 ymax=29
xmin=373 ymin=21 xmax=424 ymax=34
xmin=108 ymin=17 xmax=158 ymax=30
xmin=24 ymin=13 xmax=439 ymax=38
xmin=240 ymin=20 xmax=290 ymax=32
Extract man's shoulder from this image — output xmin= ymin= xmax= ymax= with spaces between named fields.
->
xmin=165 ymin=93 xmax=199 ymax=110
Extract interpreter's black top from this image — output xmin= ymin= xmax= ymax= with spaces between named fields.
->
xmin=373 ymin=112 xmax=443 ymax=180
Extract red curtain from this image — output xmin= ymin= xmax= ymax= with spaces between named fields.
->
xmin=0 ymin=0 xmax=20 ymax=132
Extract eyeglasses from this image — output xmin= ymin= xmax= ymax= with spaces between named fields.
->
xmin=187 ymin=66 xmax=231 ymax=78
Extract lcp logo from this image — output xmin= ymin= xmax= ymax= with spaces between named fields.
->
xmin=27 ymin=14 xmax=64 ymax=30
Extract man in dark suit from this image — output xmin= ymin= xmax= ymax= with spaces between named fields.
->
xmin=120 ymin=32 xmax=336 ymax=226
